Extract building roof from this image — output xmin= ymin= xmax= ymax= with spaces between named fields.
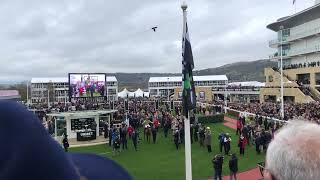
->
xmin=149 ymin=75 xmax=228 ymax=83
xmin=267 ymin=3 xmax=320 ymax=31
xmin=31 ymin=76 xmax=117 ymax=83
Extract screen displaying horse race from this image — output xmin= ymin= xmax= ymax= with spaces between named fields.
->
xmin=69 ymin=73 xmax=106 ymax=98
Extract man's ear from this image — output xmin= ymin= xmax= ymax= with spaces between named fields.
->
xmin=263 ymin=170 xmax=274 ymax=180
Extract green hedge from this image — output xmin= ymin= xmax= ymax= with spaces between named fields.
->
xmin=226 ymin=109 xmax=240 ymax=118
xmin=197 ymin=114 xmax=224 ymax=124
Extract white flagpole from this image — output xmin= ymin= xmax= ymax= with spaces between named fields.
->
xmin=182 ymin=2 xmax=192 ymax=180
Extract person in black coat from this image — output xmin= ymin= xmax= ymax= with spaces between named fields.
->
xmin=174 ymin=130 xmax=180 ymax=150
xmin=264 ymin=118 xmax=269 ymax=130
xmin=212 ymin=154 xmax=224 ymax=180
xmin=194 ymin=123 xmax=199 ymax=142
xmin=255 ymin=135 xmax=261 ymax=154
xmin=62 ymin=134 xmax=69 ymax=152
xmin=229 ymin=154 xmax=238 ymax=180
xmin=132 ymin=130 xmax=139 ymax=151
xmin=120 ymin=124 xmax=128 ymax=150
xmin=152 ymin=126 xmax=157 ymax=144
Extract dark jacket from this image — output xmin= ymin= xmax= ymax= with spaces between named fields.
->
xmin=229 ymin=157 xmax=238 ymax=172
xmin=212 ymin=156 xmax=223 ymax=171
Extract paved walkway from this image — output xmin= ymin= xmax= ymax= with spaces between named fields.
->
xmin=208 ymin=116 xmax=262 ymax=180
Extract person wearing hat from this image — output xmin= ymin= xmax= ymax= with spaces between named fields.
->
xmin=205 ymin=127 xmax=212 ymax=153
xmin=62 ymin=134 xmax=69 ymax=152
xmin=0 ymin=100 xmax=132 ymax=180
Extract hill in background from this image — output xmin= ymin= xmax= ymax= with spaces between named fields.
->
xmin=113 ymin=59 xmax=276 ymax=90
xmin=0 ymin=59 xmax=277 ymax=101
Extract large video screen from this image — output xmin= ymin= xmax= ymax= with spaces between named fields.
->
xmin=69 ymin=73 xmax=106 ymax=98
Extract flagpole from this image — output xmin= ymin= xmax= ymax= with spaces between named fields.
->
xmin=181 ymin=2 xmax=192 ymax=180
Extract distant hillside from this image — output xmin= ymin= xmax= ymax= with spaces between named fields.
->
xmin=1 ymin=59 xmax=277 ymax=100
xmin=112 ymin=59 xmax=277 ymax=90
xmin=194 ymin=59 xmax=276 ymax=82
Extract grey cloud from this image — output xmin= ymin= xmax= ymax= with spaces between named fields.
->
xmin=0 ymin=0 xmax=314 ymax=82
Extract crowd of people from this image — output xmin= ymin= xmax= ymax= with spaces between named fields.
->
xmin=28 ymin=97 xmax=317 ymax=180
xmin=228 ymin=101 xmax=320 ymax=122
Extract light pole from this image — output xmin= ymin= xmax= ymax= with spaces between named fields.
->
xmin=280 ymin=26 xmax=284 ymax=119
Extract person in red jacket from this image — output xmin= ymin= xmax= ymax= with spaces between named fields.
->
xmin=238 ymin=135 xmax=247 ymax=156
xmin=236 ymin=120 xmax=242 ymax=136
xmin=127 ymin=125 xmax=134 ymax=139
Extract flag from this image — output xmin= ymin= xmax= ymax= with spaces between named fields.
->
xmin=182 ymin=20 xmax=196 ymax=117
xmin=293 ymin=0 xmax=296 ymax=4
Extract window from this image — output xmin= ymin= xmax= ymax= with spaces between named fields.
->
xmin=199 ymin=91 xmax=205 ymax=99
xmin=268 ymin=75 xmax=273 ymax=82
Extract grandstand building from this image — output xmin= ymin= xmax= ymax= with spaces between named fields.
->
xmin=261 ymin=1 xmax=320 ymax=103
xmin=148 ymin=75 xmax=228 ymax=102
xmin=31 ymin=76 xmax=118 ymax=104
xmin=213 ymin=81 xmax=265 ymax=103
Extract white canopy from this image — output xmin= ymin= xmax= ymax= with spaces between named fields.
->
xmin=117 ymin=88 xmax=149 ymax=98
xmin=117 ymin=88 xmax=130 ymax=98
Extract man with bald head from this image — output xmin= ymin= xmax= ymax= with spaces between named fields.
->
xmin=264 ymin=120 xmax=320 ymax=180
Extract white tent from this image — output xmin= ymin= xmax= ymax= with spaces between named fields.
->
xmin=133 ymin=88 xmax=144 ymax=97
xmin=117 ymin=88 xmax=130 ymax=98
xmin=143 ymin=92 xmax=150 ymax=97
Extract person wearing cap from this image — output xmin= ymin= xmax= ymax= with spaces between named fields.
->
xmin=62 ymin=134 xmax=69 ymax=152
xmin=0 ymin=100 xmax=132 ymax=180
xmin=205 ymin=127 xmax=212 ymax=153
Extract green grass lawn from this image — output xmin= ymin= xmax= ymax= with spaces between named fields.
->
xmin=71 ymin=123 xmax=265 ymax=180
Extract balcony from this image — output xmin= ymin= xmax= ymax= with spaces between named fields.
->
xmin=269 ymin=26 xmax=320 ymax=48
xmin=269 ymin=44 xmax=320 ymax=60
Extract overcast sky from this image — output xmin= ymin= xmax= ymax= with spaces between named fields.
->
xmin=0 ymin=0 xmax=315 ymax=82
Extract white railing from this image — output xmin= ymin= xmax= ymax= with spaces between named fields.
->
xmin=287 ymin=44 xmax=320 ymax=57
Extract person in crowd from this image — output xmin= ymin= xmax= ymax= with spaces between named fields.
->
xmin=179 ymin=124 xmax=184 ymax=144
xmin=174 ymin=129 xmax=180 ymax=150
xmin=212 ymin=154 xmax=224 ymax=180
xmin=109 ymin=126 xmax=113 ymax=147
xmin=224 ymin=133 xmax=231 ymax=155
xmin=127 ymin=125 xmax=134 ymax=139
xmin=103 ymin=122 xmax=109 ymax=139
xmin=264 ymin=120 xmax=320 ymax=180
xmin=229 ymin=154 xmax=238 ymax=180
xmin=205 ymin=127 xmax=212 ymax=153
xmin=152 ymin=125 xmax=157 ymax=144
xmin=190 ymin=124 xmax=194 ymax=144
xmin=218 ymin=132 xmax=225 ymax=153
xmin=238 ymin=135 xmax=247 ymax=156
xmin=263 ymin=117 xmax=269 ymax=131
xmin=194 ymin=122 xmax=199 ymax=142
xmin=236 ymin=119 xmax=242 ymax=136
xmin=132 ymin=129 xmax=139 ymax=151
xmin=199 ymin=125 xmax=205 ymax=147
xmin=242 ymin=125 xmax=249 ymax=145
xmin=145 ymin=125 xmax=151 ymax=143
xmin=143 ymin=118 xmax=152 ymax=141
xmin=120 ymin=124 xmax=128 ymax=150
xmin=163 ymin=119 xmax=170 ymax=138
xmin=62 ymin=134 xmax=69 ymax=152
xmin=255 ymin=133 xmax=261 ymax=154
